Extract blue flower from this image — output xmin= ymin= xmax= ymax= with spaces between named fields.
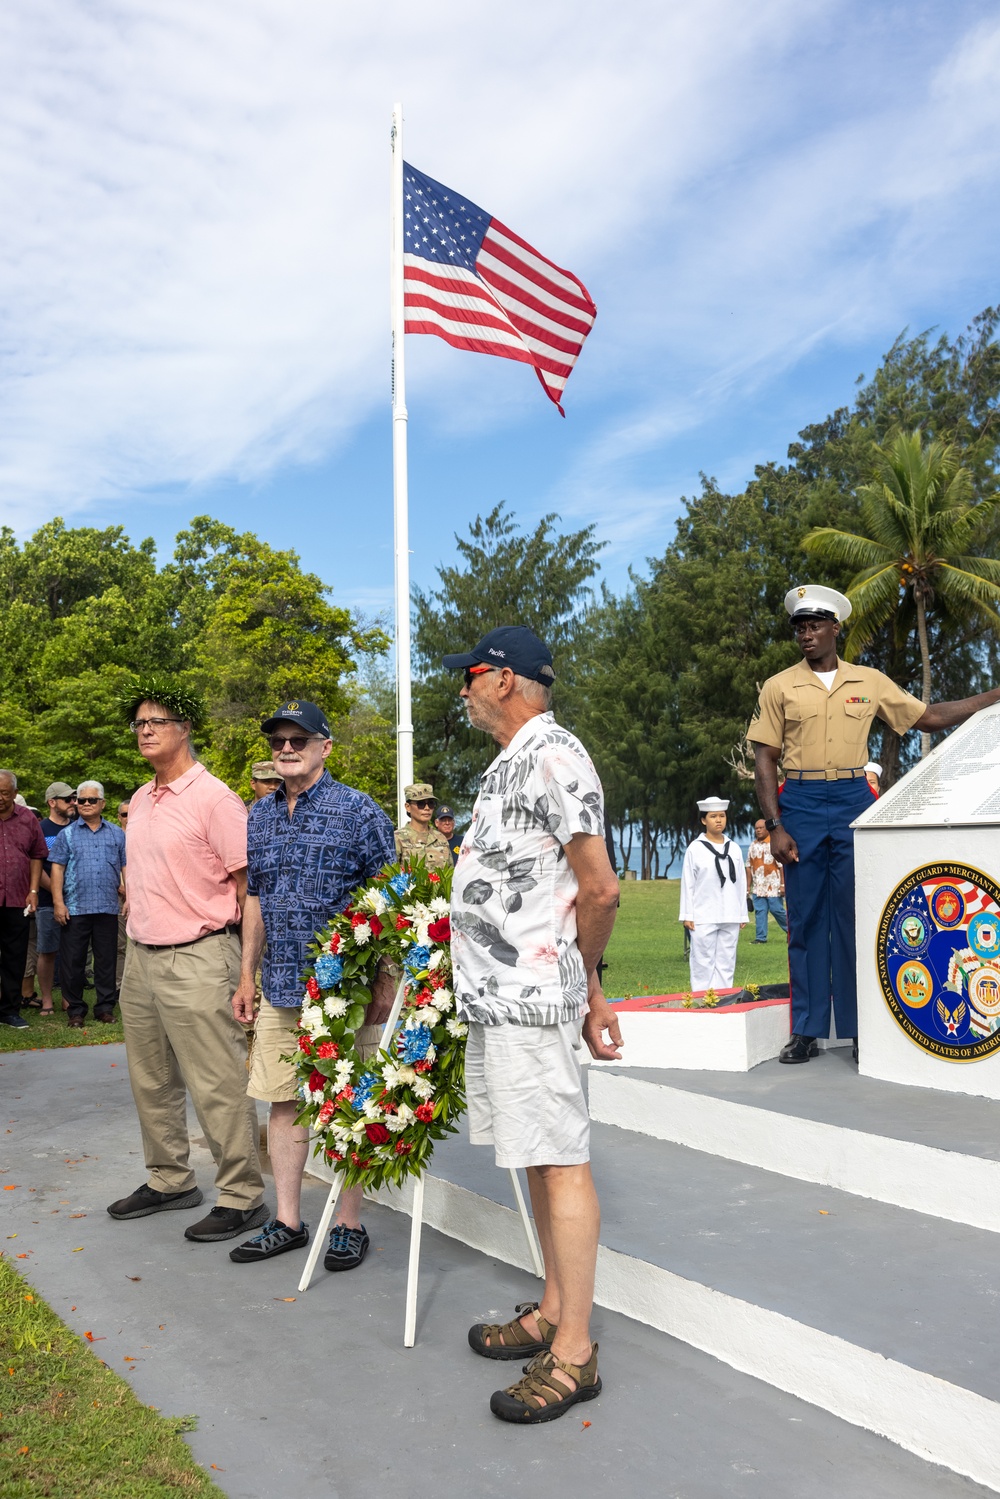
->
xmin=390 ymin=873 xmax=414 ymax=897
xmin=314 ymin=953 xmax=344 ymax=988
xmin=352 ymin=1071 xmax=381 ymax=1109
xmin=398 ymin=1025 xmax=432 ymax=1063
xmin=404 ymin=944 xmax=432 ymax=974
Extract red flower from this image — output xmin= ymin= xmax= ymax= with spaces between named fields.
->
xmin=428 ymin=874 xmax=441 ymax=883
xmin=325 ymin=1148 xmax=343 ymax=1162
xmin=297 ymin=1035 xmax=314 ymax=1055
xmin=365 ymin=1122 xmax=391 ymax=1145
xmin=378 ymin=1094 xmax=398 ymax=1113
xmin=395 ymin=1140 xmax=413 ymax=1154
xmin=350 ymin=912 xmax=369 ymax=928
xmin=351 ymin=1150 xmax=371 ymax=1167
xmin=428 ymin=970 xmax=446 ymax=990
xmin=329 ymin=932 xmax=341 ymax=954
xmin=415 ymin=1103 xmax=435 ymax=1122
xmin=335 ymin=1086 xmax=355 ymax=1104
xmin=395 ymin=915 xmax=411 ymax=930
xmin=307 ymin=1070 xmax=327 ymax=1093
xmin=414 ymin=989 xmax=434 ymax=1007
xmin=306 ymin=977 xmax=320 ymax=1000
xmin=318 ymin=1100 xmax=336 ymax=1126
xmin=414 ymin=1060 xmax=433 ymax=1074
xmin=427 ymin=917 xmax=451 ymax=943
xmin=316 ymin=1041 xmax=339 ymax=1059
xmin=369 ymin=915 xmax=384 ymax=938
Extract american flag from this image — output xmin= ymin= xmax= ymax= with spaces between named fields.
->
xmin=402 ymin=163 xmax=596 ymax=414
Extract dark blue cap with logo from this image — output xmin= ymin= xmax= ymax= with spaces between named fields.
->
xmin=442 ymin=626 xmax=555 ymax=684
xmin=260 ymin=700 xmax=331 ymax=737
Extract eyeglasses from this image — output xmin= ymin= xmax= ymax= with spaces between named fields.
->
xmin=56 ymin=795 xmax=77 ymax=803
xmin=409 ymin=799 xmax=436 ymax=810
xmin=119 ymin=810 xmax=129 ymax=819
xmin=463 ymin=664 xmax=499 ymax=688
xmin=268 ymin=734 xmax=322 ymax=752
xmin=77 ymin=797 xmax=101 ymax=806
xmin=130 ymin=718 xmax=184 ymax=732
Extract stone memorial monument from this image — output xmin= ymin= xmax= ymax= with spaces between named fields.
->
xmin=853 ymin=701 xmax=1000 ymax=1098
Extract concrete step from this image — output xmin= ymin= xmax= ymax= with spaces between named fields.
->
xmin=587 ymin=1048 xmax=1000 ymax=1232
xmin=355 ymin=1117 xmax=1000 ymax=1491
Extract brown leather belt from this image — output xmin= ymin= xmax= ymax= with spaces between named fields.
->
xmin=783 ymin=768 xmax=867 ymax=781
xmin=134 ymin=924 xmax=239 ymax=951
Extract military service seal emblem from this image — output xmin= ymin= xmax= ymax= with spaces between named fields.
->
xmin=876 ymin=862 xmax=1000 ymax=1062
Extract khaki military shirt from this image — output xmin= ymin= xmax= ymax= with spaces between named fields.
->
xmin=748 ymin=659 xmax=925 ymax=774
xmin=394 ymin=823 xmax=452 ymax=873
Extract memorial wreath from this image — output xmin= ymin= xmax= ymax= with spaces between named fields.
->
xmin=291 ymin=863 xmax=466 ymax=1191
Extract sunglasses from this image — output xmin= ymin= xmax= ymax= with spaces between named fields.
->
xmin=268 ymin=734 xmax=322 ymax=751
xmin=56 ymin=795 xmax=77 ymax=802
xmin=409 ymin=799 xmax=436 ymax=810
xmin=463 ymin=664 xmax=499 ymax=688
xmin=77 ymin=797 xmax=101 ymax=806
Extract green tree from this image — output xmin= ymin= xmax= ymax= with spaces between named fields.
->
xmin=412 ymin=505 xmax=604 ymax=807
xmin=803 ymin=429 xmax=1000 ymax=756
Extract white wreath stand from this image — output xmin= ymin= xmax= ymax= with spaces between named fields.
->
xmin=296 ymin=977 xmax=545 ymax=1345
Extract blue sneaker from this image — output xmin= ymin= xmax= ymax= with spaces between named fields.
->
xmin=324 ymin=1222 xmax=370 ymax=1271
xmin=1 ymin=1014 xmax=29 ymax=1030
xmin=229 ymin=1217 xmax=309 ymax=1262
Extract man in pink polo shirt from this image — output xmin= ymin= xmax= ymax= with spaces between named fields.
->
xmin=108 ymin=682 xmax=267 ymax=1244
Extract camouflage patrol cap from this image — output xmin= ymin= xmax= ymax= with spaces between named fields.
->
xmin=404 ymin=783 xmax=437 ymax=803
xmin=251 ymin=761 xmax=283 ymax=781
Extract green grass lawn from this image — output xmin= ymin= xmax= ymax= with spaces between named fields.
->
xmin=601 ymin=879 xmax=791 ymax=998
xmin=0 ymin=1001 xmax=125 ymax=1055
xmin=0 ymin=1260 xmax=225 ymax=1498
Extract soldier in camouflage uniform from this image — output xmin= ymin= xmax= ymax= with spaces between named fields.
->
xmin=394 ymin=783 xmax=451 ymax=873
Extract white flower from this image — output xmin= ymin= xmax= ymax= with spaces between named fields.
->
xmin=428 ymin=896 xmax=449 ymax=916
xmin=428 ymin=948 xmax=445 ymax=971
xmin=351 ymin=1119 xmax=367 ymax=1139
xmin=352 ymin=921 xmax=372 ymax=946
xmin=381 ymin=1062 xmax=404 ymax=1088
xmin=359 ymin=887 xmax=389 ymax=916
xmin=397 ymin=1102 xmax=415 ymax=1125
xmin=412 ymin=1076 xmax=435 ymax=1100
xmin=385 ymin=1114 xmax=407 ymax=1133
xmin=420 ymin=1009 xmax=441 ymax=1030
xmin=363 ymin=1101 xmax=384 ymax=1120
xmin=323 ymin=996 xmax=348 ymax=1019
xmin=396 ymin=1065 xmax=417 ymax=1086
xmin=446 ymin=1018 xmax=468 ymax=1038
xmin=434 ymin=990 xmax=454 ymax=1013
xmin=331 ymin=1124 xmax=352 ymax=1143
xmin=334 ymin=1060 xmax=353 ymax=1088
xmin=300 ymin=1004 xmax=325 ymax=1035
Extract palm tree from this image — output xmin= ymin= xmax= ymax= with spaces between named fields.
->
xmin=802 ymin=428 xmax=1000 ymax=757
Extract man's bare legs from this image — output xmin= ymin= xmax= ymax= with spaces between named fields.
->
xmin=268 ymin=1100 xmax=364 ymax=1230
xmin=506 ymin=1162 xmax=600 ymax=1390
xmin=37 ymin=953 xmax=55 ymax=1013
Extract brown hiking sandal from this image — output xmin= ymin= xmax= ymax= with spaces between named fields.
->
xmin=468 ymin=1301 xmax=557 ymax=1361
xmin=490 ymin=1343 xmax=602 ymax=1423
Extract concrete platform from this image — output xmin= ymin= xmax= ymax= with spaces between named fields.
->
xmin=588 ymin=1050 xmax=1000 ymax=1232
xmin=2 ymin=1044 xmax=994 ymax=1499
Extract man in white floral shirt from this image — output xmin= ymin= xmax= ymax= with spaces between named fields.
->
xmin=443 ymin=626 xmax=622 ymax=1426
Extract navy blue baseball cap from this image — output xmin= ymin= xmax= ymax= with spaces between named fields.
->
xmin=442 ymin=626 xmax=555 ymax=684
xmin=261 ymin=699 xmax=331 ymax=737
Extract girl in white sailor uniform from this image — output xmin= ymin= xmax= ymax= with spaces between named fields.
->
xmin=679 ymin=796 xmax=747 ymax=992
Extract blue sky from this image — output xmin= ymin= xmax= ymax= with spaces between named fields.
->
xmin=3 ymin=0 xmax=999 ymax=622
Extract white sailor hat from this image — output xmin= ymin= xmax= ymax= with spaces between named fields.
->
xmin=784 ymin=584 xmax=851 ymax=623
xmin=697 ymin=796 xmax=730 ymax=812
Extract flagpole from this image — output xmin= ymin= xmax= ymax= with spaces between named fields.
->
xmin=390 ymin=101 xmax=413 ymax=826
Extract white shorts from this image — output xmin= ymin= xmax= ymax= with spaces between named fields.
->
xmin=465 ymin=1018 xmax=590 ymax=1170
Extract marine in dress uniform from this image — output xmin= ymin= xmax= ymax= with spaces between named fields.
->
xmin=749 ymin=583 xmax=1000 ymax=1064
xmin=679 ymin=796 xmax=747 ymax=992
xmin=394 ymin=782 xmax=452 ymax=873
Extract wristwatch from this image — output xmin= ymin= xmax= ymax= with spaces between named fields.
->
xmin=764 ymin=817 xmax=782 ymax=832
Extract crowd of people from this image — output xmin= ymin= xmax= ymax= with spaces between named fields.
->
xmin=5 ymin=585 xmax=999 ymax=1427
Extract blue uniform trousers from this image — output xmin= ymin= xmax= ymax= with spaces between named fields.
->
xmin=777 ymin=777 xmax=875 ymax=1039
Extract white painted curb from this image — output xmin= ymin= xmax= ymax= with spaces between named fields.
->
xmin=360 ymin=1171 xmax=1000 ymax=1493
xmin=588 ymin=1071 xmax=1000 ymax=1234
xmin=591 ymin=1002 xmax=789 ymax=1071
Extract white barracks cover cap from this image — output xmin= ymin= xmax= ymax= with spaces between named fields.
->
xmin=784 ymin=584 xmax=852 ymax=622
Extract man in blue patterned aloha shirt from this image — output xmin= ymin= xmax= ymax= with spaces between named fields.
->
xmin=442 ymin=626 xmax=622 ymax=1426
xmin=230 ymin=699 xmax=396 ymax=1269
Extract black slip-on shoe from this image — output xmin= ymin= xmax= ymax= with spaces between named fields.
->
xmin=229 ymin=1218 xmax=309 ymax=1263
xmin=184 ymin=1203 xmax=269 ymax=1243
xmin=107 ymin=1183 xmax=204 ymax=1220
xmin=778 ymin=1033 xmax=819 ymax=1064
xmin=1 ymin=1013 xmax=29 ymax=1030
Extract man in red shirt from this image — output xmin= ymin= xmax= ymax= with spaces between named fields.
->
xmin=0 ymin=770 xmax=47 ymax=1030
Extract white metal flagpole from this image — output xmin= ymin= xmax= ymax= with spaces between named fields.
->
xmin=391 ymin=101 xmax=414 ymax=826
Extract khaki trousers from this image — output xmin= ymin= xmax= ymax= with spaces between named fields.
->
xmin=119 ymin=931 xmax=264 ymax=1210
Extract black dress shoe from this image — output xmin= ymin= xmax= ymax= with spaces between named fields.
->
xmin=779 ymin=1033 xmax=819 ymax=1064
